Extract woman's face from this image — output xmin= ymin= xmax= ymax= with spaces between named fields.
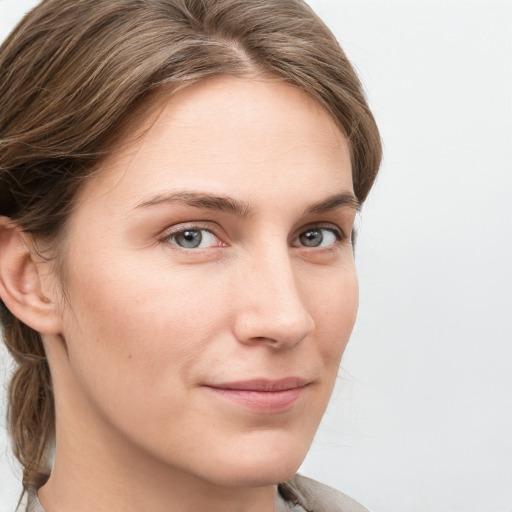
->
xmin=48 ymin=76 xmax=358 ymax=487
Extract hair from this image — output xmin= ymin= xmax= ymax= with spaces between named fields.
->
xmin=0 ymin=0 xmax=381 ymax=490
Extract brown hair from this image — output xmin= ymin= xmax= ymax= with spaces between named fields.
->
xmin=0 ymin=0 xmax=381 ymax=489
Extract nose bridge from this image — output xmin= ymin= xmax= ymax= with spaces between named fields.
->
xmin=232 ymin=242 xmax=315 ymax=347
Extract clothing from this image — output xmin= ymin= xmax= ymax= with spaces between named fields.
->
xmin=27 ymin=474 xmax=369 ymax=512
xmin=279 ymin=474 xmax=369 ymax=512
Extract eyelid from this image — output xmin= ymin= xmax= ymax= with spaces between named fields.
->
xmin=158 ymin=221 xmax=349 ymax=251
xmin=291 ymin=223 xmax=345 ymax=248
xmin=159 ymin=221 xmax=227 ymax=247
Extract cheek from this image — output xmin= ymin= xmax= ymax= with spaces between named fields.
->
xmin=309 ymin=269 xmax=359 ymax=365
xmin=59 ymin=255 xmax=213 ymax=402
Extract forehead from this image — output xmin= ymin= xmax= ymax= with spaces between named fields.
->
xmin=76 ymin=75 xmax=353 ymax=211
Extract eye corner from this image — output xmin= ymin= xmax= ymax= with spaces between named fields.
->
xmin=291 ymin=224 xmax=344 ymax=249
xmin=159 ymin=222 xmax=227 ymax=251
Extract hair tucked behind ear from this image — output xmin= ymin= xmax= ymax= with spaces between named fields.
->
xmin=0 ymin=0 xmax=381 ymax=491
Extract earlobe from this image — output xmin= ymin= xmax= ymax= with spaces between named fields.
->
xmin=0 ymin=217 xmax=62 ymax=334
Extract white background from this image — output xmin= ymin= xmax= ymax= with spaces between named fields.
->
xmin=1 ymin=1 xmax=511 ymax=511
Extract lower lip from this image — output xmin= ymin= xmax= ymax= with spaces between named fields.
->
xmin=205 ymin=386 xmax=304 ymax=414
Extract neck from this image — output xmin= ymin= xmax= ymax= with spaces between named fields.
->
xmin=39 ymin=435 xmax=277 ymax=512
xmin=38 ymin=356 xmax=278 ymax=512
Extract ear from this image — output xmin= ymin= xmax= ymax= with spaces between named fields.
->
xmin=0 ymin=217 xmax=62 ymax=334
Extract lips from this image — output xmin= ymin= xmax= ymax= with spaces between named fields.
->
xmin=204 ymin=378 xmax=308 ymax=413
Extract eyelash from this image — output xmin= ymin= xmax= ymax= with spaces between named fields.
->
xmin=159 ymin=223 xmax=346 ymax=251
xmin=160 ymin=222 xmax=224 ymax=251
xmin=291 ymin=225 xmax=344 ymax=249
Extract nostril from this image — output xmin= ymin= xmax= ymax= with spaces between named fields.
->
xmin=246 ymin=336 xmax=298 ymax=350
xmin=249 ymin=336 xmax=280 ymax=346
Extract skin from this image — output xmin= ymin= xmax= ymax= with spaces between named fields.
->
xmin=26 ymin=76 xmax=358 ymax=512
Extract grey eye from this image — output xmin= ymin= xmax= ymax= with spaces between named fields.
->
xmin=169 ymin=229 xmax=219 ymax=249
xmin=174 ymin=230 xmax=203 ymax=248
xmin=295 ymin=228 xmax=340 ymax=248
xmin=299 ymin=229 xmax=324 ymax=247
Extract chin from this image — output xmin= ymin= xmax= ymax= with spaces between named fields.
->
xmin=196 ymin=434 xmax=311 ymax=488
xmin=211 ymin=461 xmax=301 ymax=488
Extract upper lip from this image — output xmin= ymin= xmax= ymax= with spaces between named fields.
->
xmin=205 ymin=377 xmax=309 ymax=392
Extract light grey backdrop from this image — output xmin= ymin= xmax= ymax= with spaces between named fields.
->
xmin=1 ymin=1 xmax=511 ymax=511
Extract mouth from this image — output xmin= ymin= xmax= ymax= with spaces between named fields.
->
xmin=203 ymin=377 xmax=309 ymax=414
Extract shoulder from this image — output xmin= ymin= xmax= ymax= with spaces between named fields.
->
xmin=278 ymin=474 xmax=370 ymax=512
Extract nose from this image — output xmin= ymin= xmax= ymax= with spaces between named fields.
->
xmin=231 ymin=247 xmax=315 ymax=350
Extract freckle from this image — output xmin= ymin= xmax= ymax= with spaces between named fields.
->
xmin=128 ymin=354 xmax=133 ymax=359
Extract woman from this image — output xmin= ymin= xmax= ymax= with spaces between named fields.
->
xmin=0 ymin=0 xmax=381 ymax=511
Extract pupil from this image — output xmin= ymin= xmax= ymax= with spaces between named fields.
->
xmin=177 ymin=230 xmax=202 ymax=248
xmin=300 ymin=229 xmax=323 ymax=247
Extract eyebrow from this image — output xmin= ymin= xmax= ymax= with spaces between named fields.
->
xmin=136 ymin=191 xmax=251 ymax=217
xmin=303 ymin=192 xmax=360 ymax=215
xmin=135 ymin=190 xmax=360 ymax=217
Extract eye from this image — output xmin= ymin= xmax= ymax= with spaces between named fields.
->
xmin=166 ymin=228 xmax=222 ymax=249
xmin=293 ymin=227 xmax=341 ymax=248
